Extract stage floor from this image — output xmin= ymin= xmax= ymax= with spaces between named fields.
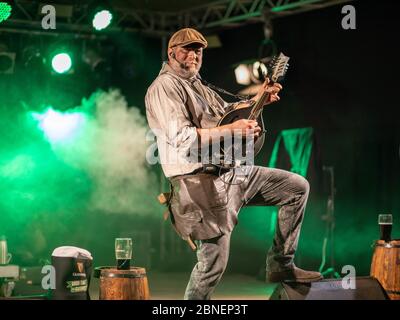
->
xmin=89 ymin=271 xmax=277 ymax=300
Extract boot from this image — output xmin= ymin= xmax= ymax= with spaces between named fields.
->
xmin=267 ymin=265 xmax=323 ymax=283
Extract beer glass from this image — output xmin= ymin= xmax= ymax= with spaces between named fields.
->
xmin=378 ymin=214 xmax=392 ymax=242
xmin=0 ymin=236 xmax=12 ymax=265
xmin=115 ymin=238 xmax=132 ymax=270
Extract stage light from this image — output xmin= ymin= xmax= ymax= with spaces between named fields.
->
xmin=22 ymin=46 xmax=45 ymax=71
xmin=0 ymin=2 xmax=12 ymax=23
xmin=234 ymin=64 xmax=251 ymax=85
xmin=32 ymin=109 xmax=85 ymax=143
xmin=51 ymin=53 xmax=72 ymax=74
xmin=0 ymin=52 xmax=15 ymax=74
xmin=234 ymin=57 xmax=272 ymax=86
xmin=92 ymin=9 xmax=113 ymax=30
xmin=234 ymin=60 xmax=268 ymax=85
xmin=252 ymin=61 xmax=268 ymax=82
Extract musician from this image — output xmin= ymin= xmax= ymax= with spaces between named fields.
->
xmin=145 ymin=28 xmax=322 ymax=300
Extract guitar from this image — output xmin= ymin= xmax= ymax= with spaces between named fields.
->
xmin=214 ymin=52 xmax=290 ymax=167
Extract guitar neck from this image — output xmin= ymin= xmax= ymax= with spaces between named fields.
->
xmin=248 ymin=88 xmax=271 ymax=120
xmin=247 ymin=52 xmax=289 ymax=121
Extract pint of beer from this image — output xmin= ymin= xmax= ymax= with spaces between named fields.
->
xmin=115 ymin=238 xmax=132 ymax=270
xmin=378 ymin=214 xmax=392 ymax=242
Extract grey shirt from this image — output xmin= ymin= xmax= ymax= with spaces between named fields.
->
xmin=145 ymin=62 xmax=239 ymax=178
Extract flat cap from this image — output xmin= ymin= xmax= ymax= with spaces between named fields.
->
xmin=168 ymin=28 xmax=208 ymax=49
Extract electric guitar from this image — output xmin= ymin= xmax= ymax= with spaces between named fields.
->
xmin=215 ymin=52 xmax=290 ymax=167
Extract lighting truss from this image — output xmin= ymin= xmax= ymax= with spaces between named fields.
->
xmin=1 ymin=0 xmax=353 ymax=38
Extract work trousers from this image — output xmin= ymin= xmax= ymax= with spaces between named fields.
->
xmin=183 ymin=165 xmax=310 ymax=300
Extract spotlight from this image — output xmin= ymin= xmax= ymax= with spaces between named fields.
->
xmin=234 ymin=56 xmax=276 ymax=88
xmin=90 ymin=1 xmax=114 ymax=31
xmin=22 ymin=46 xmax=45 ymax=71
xmin=234 ymin=64 xmax=251 ymax=85
xmin=32 ymin=108 xmax=85 ymax=143
xmin=251 ymin=61 xmax=268 ymax=83
xmin=234 ymin=60 xmax=268 ymax=85
xmin=0 ymin=52 xmax=15 ymax=74
xmin=0 ymin=2 xmax=12 ymax=24
xmin=92 ymin=9 xmax=113 ymax=31
xmin=51 ymin=52 xmax=72 ymax=74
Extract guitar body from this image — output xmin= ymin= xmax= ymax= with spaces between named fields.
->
xmin=211 ymin=52 xmax=289 ymax=167
xmin=216 ymin=106 xmax=266 ymax=164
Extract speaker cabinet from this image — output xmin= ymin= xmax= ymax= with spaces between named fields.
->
xmin=270 ymin=277 xmax=389 ymax=300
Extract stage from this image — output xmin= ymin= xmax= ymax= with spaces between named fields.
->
xmin=90 ymin=271 xmax=276 ymax=300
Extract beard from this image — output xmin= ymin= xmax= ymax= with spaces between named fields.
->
xmin=169 ymin=58 xmax=201 ymax=79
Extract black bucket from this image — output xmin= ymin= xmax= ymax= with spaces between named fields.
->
xmin=50 ymin=246 xmax=93 ymax=300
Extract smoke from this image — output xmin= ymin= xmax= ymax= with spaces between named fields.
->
xmin=51 ymin=89 xmax=159 ymax=215
xmin=0 ymin=89 xmax=162 ymax=265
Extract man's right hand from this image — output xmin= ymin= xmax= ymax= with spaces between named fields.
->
xmin=196 ymin=119 xmax=262 ymax=144
xmin=229 ymin=119 xmax=261 ymax=138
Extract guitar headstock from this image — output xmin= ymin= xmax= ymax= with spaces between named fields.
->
xmin=268 ymin=52 xmax=290 ymax=83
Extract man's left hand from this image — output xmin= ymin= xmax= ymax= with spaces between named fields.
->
xmin=251 ymin=78 xmax=283 ymax=106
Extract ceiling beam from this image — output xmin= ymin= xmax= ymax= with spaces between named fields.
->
xmin=0 ymin=0 xmax=354 ymax=37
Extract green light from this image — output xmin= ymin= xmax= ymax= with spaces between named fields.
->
xmin=32 ymin=108 xmax=85 ymax=143
xmin=0 ymin=155 xmax=36 ymax=179
xmin=92 ymin=10 xmax=113 ymax=30
xmin=0 ymin=2 xmax=12 ymax=23
xmin=51 ymin=53 xmax=72 ymax=74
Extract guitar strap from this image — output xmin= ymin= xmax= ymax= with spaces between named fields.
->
xmin=187 ymin=76 xmax=251 ymax=126
xmin=190 ymin=79 xmax=222 ymax=119
xmin=184 ymin=93 xmax=201 ymax=128
xmin=199 ymin=78 xmax=250 ymax=101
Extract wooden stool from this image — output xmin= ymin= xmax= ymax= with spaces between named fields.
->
xmin=370 ymin=239 xmax=400 ymax=300
xmin=94 ymin=266 xmax=150 ymax=300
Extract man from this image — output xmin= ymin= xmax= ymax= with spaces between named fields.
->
xmin=145 ymin=28 xmax=322 ymax=300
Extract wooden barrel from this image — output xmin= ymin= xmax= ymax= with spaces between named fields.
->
xmin=94 ymin=267 xmax=150 ymax=300
xmin=370 ymin=239 xmax=400 ymax=300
